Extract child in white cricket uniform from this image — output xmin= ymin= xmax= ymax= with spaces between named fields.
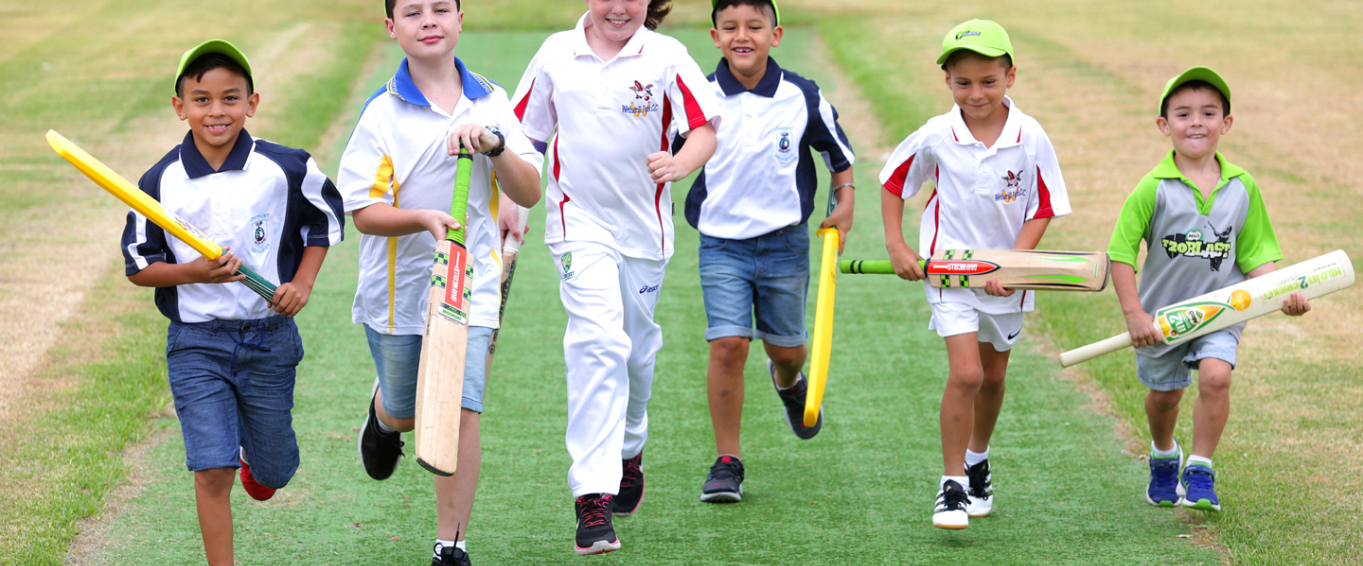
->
xmin=512 ymin=0 xmax=720 ymax=555
xmin=879 ymin=20 xmax=1070 ymax=529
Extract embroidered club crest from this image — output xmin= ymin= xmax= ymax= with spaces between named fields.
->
xmin=995 ymin=170 xmax=1024 ymax=203
xmin=561 ymin=252 xmax=574 ymax=281
xmin=624 ymin=80 xmax=659 ymax=117
xmin=249 ymin=214 xmax=269 ymax=253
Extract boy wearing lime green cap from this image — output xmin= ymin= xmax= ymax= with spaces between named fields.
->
xmin=123 ymin=39 xmax=344 ymax=564
xmin=1107 ymin=66 xmax=1309 ymax=512
xmin=879 ymin=19 xmax=1072 ymax=529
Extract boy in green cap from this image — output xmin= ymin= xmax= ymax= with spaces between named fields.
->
xmin=1108 ymin=66 xmax=1310 ymax=512
xmin=879 ymin=19 xmax=1071 ymax=529
xmin=123 ymin=39 xmax=344 ymax=564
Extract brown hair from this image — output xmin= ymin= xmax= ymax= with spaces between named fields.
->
xmin=645 ymin=0 xmax=673 ymax=30
xmin=1160 ymin=80 xmax=1230 ymax=118
xmin=385 ymin=0 xmax=461 ymax=20
xmin=176 ymin=53 xmax=253 ymax=98
xmin=942 ymin=50 xmax=1013 ymax=72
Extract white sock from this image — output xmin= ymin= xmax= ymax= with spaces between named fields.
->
xmin=965 ymin=447 xmax=989 ymax=467
xmin=433 ymin=539 xmax=461 ymax=557
xmin=1186 ymin=455 xmax=1213 ymax=469
xmin=1150 ymin=441 xmax=1180 ymax=458
xmin=376 ymin=418 xmax=397 ymax=434
xmin=940 ymin=475 xmax=969 ymax=491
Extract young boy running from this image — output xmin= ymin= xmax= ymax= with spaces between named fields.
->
xmin=687 ymin=0 xmax=855 ymax=503
xmin=1109 ymin=66 xmax=1309 ymax=512
xmin=512 ymin=0 xmax=719 ymax=555
xmin=340 ymin=1 xmax=543 ymax=564
xmin=879 ymin=20 xmax=1070 ymax=529
xmin=122 ymin=39 xmax=344 ymax=565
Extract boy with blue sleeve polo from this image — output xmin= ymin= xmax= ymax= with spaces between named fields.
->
xmin=122 ymin=39 xmax=345 ymax=565
xmin=684 ymin=0 xmax=855 ymax=503
xmin=1108 ymin=66 xmax=1309 ymax=513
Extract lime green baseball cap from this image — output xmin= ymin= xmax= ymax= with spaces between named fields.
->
xmin=175 ymin=39 xmax=253 ymax=95
xmin=711 ymin=0 xmax=780 ymax=26
xmin=1159 ymin=66 xmax=1231 ymax=116
xmin=937 ymin=19 xmax=1014 ymax=66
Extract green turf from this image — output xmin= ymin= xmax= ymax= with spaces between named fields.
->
xmin=73 ymin=30 xmax=1220 ymax=565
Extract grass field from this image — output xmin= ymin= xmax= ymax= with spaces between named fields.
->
xmin=1 ymin=1 xmax=1359 ymax=565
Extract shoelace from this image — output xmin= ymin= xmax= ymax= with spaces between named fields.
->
xmin=1150 ymin=459 xmax=1180 ymax=489
xmin=578 ymin=495 xmax=612 ymax=528
xmin=967 ymin=464 xmax=992 ymax=497
xmin=941 ymin=486 xmax=969 ymax=510
xmin=621 ymin=458 xmax=642 ymax=489
xmin=1184 ymin=469 xmax=1215 ymax=491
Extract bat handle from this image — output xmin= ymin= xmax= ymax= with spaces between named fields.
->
xmin=503 ymin=205 xmax=530 ymax=255
xmin=1058 ymin=332 xmax=1134 ymax=367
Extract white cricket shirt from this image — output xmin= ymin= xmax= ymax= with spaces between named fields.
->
xmin=123 ymin=130 xmax=346 ymax=323
xmin=879 ymin=97 xmax=1071 ymax=314
xmin=511 ymin=12 xmax=721 ymax=261
xmin=339 ymin=57 xmax=543 ymax=334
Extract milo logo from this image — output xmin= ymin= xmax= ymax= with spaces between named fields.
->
xmin=1156 ymin=302 xmax=1229 ymax=341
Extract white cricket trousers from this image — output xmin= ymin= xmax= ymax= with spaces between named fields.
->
xmin=550 ymin=241 xmax=667 ymax=497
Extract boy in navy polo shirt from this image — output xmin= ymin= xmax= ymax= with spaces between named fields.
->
xmin=683 ymin=0 xmax=855 ymax=503
xmin=122 ymin=39 xmax=344 ymax=565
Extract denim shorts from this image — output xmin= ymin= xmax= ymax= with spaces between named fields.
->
xmin=364 ymin=325 xmax=494 ymax=418
xmin=1136 ymin=329 xmax=1239 ymax=391
xmin=698 ymin=223 xmax=810 ymax=347
xmin=166 ymin=316 xmax=303 ymax=488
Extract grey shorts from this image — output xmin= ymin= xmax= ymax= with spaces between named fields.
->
xmin=1136 ymin=330 xmax=1239 ymax=391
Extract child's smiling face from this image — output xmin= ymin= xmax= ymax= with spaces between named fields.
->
xmin=944 ymin=54 xmax=1014 ymax=124
xmin=711 ymin=4 xmax=781 ymax=79
xmin=1159 ymin=87 xmax=1232 ymax=161
xmin=173 ymin=67 xmax=258 ymax=154
xmin=584 ymin=0 xmax=648 ymax=46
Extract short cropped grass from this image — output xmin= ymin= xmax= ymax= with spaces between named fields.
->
xmin=76 ymin=30 xmax=1218 ymax=565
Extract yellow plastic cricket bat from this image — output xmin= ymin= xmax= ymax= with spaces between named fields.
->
xmin=805 ymin=227 xmax=839 ymax=428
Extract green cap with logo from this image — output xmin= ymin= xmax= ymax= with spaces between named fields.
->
xmin=710 ymin=0 xmax=781 ymax=26
xmin=937 ymin=19 xmax=1013 ymax=66
xmin=175 ymin=39 xmax=253 ymax=95
xmin=1159 ymin=66 xmax=1231 ymax=116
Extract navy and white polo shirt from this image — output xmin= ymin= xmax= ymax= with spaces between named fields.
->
xmin=682 ymin=57 xmax=854 ymax=240
xmin=122 ymin=130 xmax=345 ymax=323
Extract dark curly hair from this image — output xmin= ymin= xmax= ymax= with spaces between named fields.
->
xmin=645 ymin=0 xmax=673 ymax=30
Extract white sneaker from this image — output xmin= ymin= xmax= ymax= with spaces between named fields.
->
xmin=965 ymin=459 xmax=993 ymax=518
xmin=933 ymin=480 xmax=970 ymax=529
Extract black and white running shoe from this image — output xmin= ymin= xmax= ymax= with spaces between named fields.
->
xmin=614 ymin=452 xmax=644 ymax=516
xmin=965 ymin=459 xmax=993 ymax=518
xmin=933 ymin=480 xmax=970 ymax=529
xmin=700 ymin=455 xmax=745 ymax=503
xmin=574 ymin=494 xmax=621 ymax=555
xmin=357 ymin=378 xmax=404 ymax=480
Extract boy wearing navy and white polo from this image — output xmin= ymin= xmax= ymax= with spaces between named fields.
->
xmin=686 ymin=0 xmax=855 ymax=503
xmin=879 ymin=20 xmax=1070 ymax=529
xmin=123 ymin=39 xmax=344 ymax=565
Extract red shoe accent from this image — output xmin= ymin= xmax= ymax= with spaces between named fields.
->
xmin=239 ymin=457 xmax=276 ymax=501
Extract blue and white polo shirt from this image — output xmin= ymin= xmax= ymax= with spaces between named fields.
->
xmin=683 ymin=57 xmax=855 ymax=240
xmin=122 ymin=130 xmax=345 ymax=323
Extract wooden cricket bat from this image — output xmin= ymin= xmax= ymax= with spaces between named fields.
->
xmin=45 ymin=129 xmax=278 ymax=301
xmin=840 ymin=249 xmax=1110 ymax=291
xmin=1059 ymin=250 xmax=1355 ymax=367
xmin=486 ymin=204 xmax=530 ymax=372
xmin=413 ymin=149 xmax=475 ymax=477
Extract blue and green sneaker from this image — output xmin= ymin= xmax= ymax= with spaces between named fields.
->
xmin=1146 ymin=447 xmax=1185 ymax=506
xmin=1181 ymin=463 xmax=1220 ymax=511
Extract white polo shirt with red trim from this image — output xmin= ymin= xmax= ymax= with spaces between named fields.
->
xmin=879 ymin=97 xmax=1070 ymax=314
xmin=511 ymin=12 xmax=720 ymax=261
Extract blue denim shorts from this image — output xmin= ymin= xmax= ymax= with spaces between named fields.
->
xmin=698 ymin=223 xmax=810 ymax=347
xmin=364 ymin=325 xmax=494 ymax=418
xmin=1136 ymin=330 xmax=1240 ymax=391
xmin=166 ymin=316 xmax=303 ymax=488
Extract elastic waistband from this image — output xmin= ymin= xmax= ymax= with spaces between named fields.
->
xmin=705 ymin=222 xmax=808 ymax=244
xmin=175 ymin=315 xmax=294 ymax=333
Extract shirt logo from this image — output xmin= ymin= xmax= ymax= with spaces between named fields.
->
xmin=996 ymin=170 xmax=1025 ymax=203
xmin=561 ymin=252 xmax=574 ymax=281
xmin=639 ymin=284 xmax=660 ymax=294
xmin=774 ymin=127 xmax=796 ymax=162
xmin=250 ymin=214 xmax=270 ymax=253
xmin=623 ymin=80 xmax=659 ymax=117
xmin=1161 ymin=222 xmax=1234 ymax=271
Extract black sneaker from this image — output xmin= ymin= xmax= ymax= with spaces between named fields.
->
xmin=700 ymin=455 xmax=745 ymax=503
xmin=933 ymin=480 xmax=969 ymax=529
xmin=574 ymin=494 xmax=621 ymax=555
xmin=357 ymin=379 xmax=404 ymax=480
xmin=768 ymin=360 xmax=821 ymax=439
xmin=432 ymin=542 xmax=471 ymax=566
xmin=965 ymin=459 xmax=993 ymax=518
xmin=614 ymin=452 xmax=644 ymax=516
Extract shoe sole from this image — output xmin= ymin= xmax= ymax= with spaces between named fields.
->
xmin=1182 ymin=499 xmax=1221 ymax=512
xmin=933 ymin=509 xmax=969 ymax=529
xmin=574 ymin=539 xmax=621 ymax=555
xmin=700 ymin=485 xmax=743 ymax=503
xmin=933 ymin=520 xmax=969 ymax=530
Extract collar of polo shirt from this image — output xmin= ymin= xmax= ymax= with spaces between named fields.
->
xmin=715 ymin=56 xmax=782 ymax=98
xmin=570 ymin=11 xmax=650 ymax=60
xmin=386 ymin=56 xmax=496 ymax=108
xmin=180 ymin=129 xmax=254 ymax=178
xmin=948 ymin=95 xmax=1023 ymax=148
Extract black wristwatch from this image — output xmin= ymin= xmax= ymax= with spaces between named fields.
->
xmin=483 ymin=130 xmax=506 ymax=158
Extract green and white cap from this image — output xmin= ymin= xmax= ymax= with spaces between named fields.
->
xmin=175 ymin=39 xmax=253 ymax=94
xmin=711 ymin=0 xmax=781 ymax=26
xmin=1159 ymin=66 xmax=1231 ymax=116
xmin=937 ymin=19 xmax=1013 ymax=66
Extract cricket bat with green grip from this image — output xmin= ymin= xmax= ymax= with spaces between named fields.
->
xmin=839 ymin=249 xmax=1110 ymax=291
